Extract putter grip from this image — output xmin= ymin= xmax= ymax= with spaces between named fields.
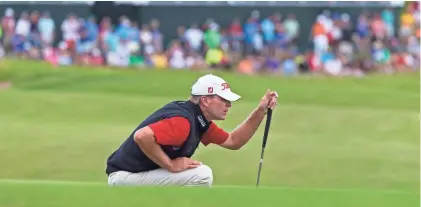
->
xmin=262 ymin=108 xmax=272 ymax=148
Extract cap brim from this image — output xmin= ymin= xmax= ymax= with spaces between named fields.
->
xmin=218 ymin=90 xmax=241 ymax=102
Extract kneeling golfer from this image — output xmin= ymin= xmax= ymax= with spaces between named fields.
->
xmin=106 ymin=74 xmax=278 ymax=187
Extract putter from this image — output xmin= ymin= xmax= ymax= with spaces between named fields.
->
xmin=256 ymin=108 xmax=273 ymax=187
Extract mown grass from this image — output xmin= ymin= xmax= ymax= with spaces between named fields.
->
xmin=0 ymin=59 xmax=419 ymax=206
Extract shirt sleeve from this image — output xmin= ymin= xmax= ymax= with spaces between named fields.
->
xmin=148 ymin=117 xmax=190 ymax=147
xmin=201 ymin=122 xmax=229 ymax=146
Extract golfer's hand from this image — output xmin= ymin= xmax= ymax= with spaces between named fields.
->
xmin=169 ymin=157 xmax=201 ymax=173
xmin=258 ymin=89 xmax=279 ymax=113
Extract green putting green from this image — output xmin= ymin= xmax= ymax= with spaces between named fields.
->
xmin=0 ymin=59 xmax=419 ymax=207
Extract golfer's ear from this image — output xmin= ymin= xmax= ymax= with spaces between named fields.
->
xmin=201 ymin=96 xmax=211 ymax=107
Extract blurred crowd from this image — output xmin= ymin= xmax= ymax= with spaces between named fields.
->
xmin=0 ymin=2 xmax=419 ymax=77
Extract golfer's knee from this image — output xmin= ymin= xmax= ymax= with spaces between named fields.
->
xmin=190 ymin=164 xmax=213 ymax=186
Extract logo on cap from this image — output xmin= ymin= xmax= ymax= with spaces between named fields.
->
xmin=222 ymin=83 xmax=230 ymax=90
xmin=208 ymin=87 xmax=213 ymax=94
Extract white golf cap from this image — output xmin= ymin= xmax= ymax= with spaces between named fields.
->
xmin=191 ymin=74 xmax=241 ymax=102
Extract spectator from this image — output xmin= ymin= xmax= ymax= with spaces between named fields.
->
xmin=139 ymin=24 xmax=154 ymax=56
xmin=29 ymin=11 xmax=40 ymax=39
xmin=167 ymin=40 xmax=186 ymax=69
xmin=356 ymin=13 xmax=370 ymax=39
xmin=407 ymin=36 xmax=420 ymax=56
xmin=1 ymin=8 xmax=15 ymax=53
xmin=89 ymin=48 xmax=104 ymax=66
xmin=243 ymin=17 xmax=258 ymax=55
xmin=26 ymin=31 xmax=42 ymax=59
xmin=150 ymin=19 xmax=163 ymax=53
xmin=185 ymin=51 xmax=206 ymax=70
xmin=0 ymin=7 xmax=417 ymax=77
xmin=272 ymin=12 xmax=282 ymax=25
xmin=103 ymin=28 xmax=118 ymax=54
xmin=176 ymin=25 xmax=187 ymax=49
xmin=281 ymin=53 xmax=298 ymax=76
xmin=372 ymin=40 xmax=392 ymax=73
xmin=11 ymin=33 xmax=25 ymax=57
xmin=265 ymin=54 xmax=281 ymax=74
xmin=283 ymin=14 xmax=299 ymax=43
xmin=320 ymin=10 xmax=334 ymax=37
xmin=38 ymin=11 xmax=55 ymax=48
xmin=115 ymin=16 xmax=131 ymax=40
xmin=371 ymin=13 xmax=387 ymax=41
xmin=312 ymin=15 xmax=328 ymax=55
xmin=0 ymin=26 xmax=3 ymax=46
xmin=84 ymin=16 xmax=99 ymax=44
xmin=382 ymin=7 xmax=395 ymax=38
xmin=228 ymin=18 xmax=243 ymax=52
xmin=75 ymin=28 xmax=96 ymax=63
xmin=27 ymin=43 xmax=42 ymax=60
xmin=205 ymin=47 xmax=223 ymax=68
xmin=329 ymin=13 xmax=343 ymax=46
xmin=219 ymin=28 xmax=230 ymax=53
xmin=261 ymin=15 xmax=275 ymax=48
xmin=185 ymin=23 xmax=203 ymax=53
xmin=43 ymin=46 xmax=57 ymax=66
xmin=227 ymin=18 xmax=243 ymax=63
xmin=129 ymin=54 xmax=144 ymax=68
xmin=295 ymin=53 xmax=309 ymax=73
xmin=323 ymin=52 xmax=343 ymax=76
xmin=127 ymin=22 xmax=140 ymax=54
xmin=274 ymin=23 xmax=289 ymax=58
xmin=252 ymin=28 xmax=264 ymax=54
xmin=57 ymin=42 xmax=72 ymax=66
xmin=15 ymin=12 xmax=30 ymax=38
xmin=61 ymin=13 xmax=80 ymax=52
xmin=99 ymin=17 xmax=112 ymax=41
xmin=400 ymin=6 xmax=415 ymax=39
xmin=338 ymin=40 xmax=354 ymax=68
xmin=340 ymin=13 xmax=353 ymax=42
xmin=237 ymin=55 xmax=254 ymax=75
xmin=107 ymin=35 xmax=131 ymax=67
xmin=204 ymin=23 xmax=221 ymax=51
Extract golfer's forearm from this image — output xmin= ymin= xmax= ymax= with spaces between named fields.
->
xmin=134 ymin=129 xmax=173 ymax=170
xmin=231 ymin=107 xmax=266 ymax=147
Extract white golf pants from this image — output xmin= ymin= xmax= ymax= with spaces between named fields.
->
xmin=107 ymin=164 xmax=213 ymax=187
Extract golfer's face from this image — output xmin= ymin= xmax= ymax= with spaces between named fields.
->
xmin=210 ymin=95 xmax=232 ymax=120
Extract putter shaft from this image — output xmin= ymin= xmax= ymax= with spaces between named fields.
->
xmin=256 ymin=147 xmax=266 ymax=186
xmin=256 ymin=109 xmax=272 ymax=187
